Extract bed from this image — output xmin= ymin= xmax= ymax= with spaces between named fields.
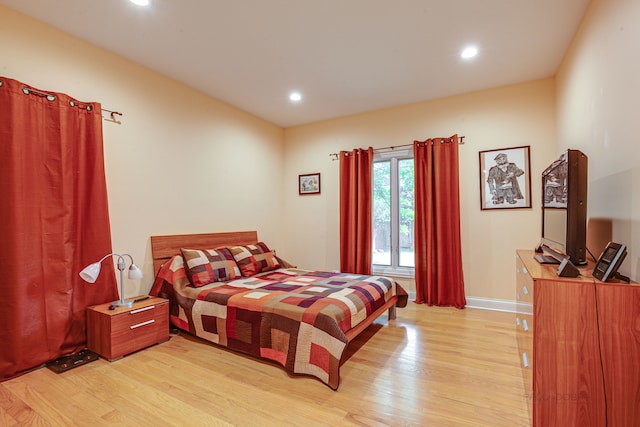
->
xmin=149 ymin=231 xmax=408 ymax=389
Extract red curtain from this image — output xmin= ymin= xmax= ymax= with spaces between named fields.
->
xmin=0 ymin=77 xmax=118 ymax=380
xmin=339 ymin=147 xmax=373 ymax=274
xmin=414 ymin=135 xmax=466 ymax=308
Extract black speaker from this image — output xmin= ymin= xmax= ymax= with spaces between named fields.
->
xmin=557 ymin=258 xmax=580 ymax=278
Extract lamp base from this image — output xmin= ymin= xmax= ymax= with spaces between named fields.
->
xmin=111 ymin=299 xmax=134 ymax=308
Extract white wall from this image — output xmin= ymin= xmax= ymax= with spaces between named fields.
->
xmin=557 ymin=0 xmax=640 ymax=280
xmin=283 ymin=79 xmax=557 ymax=300
xmin=0 ymin=5 xmax=285 ymax=297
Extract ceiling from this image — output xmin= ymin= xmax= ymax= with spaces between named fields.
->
xmin=1 ymin=0 xmax=591 ymax=128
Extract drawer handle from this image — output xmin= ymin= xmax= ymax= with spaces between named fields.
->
xmin=130 ymin=319 xmax=155 ymax=329
xmin=522 ymin=285 xmax=529 ymax=295
xmin=130 ymin=305 xmax=155 ymax=314
xmin=522 ymin=352 xmax=529 ymax=368
xmin=523 ymin=319 xmax=529 ymax=332
xmin=523 ymin=267 xmax=528 ymax=274
xmin=516 ymin=317 xmax=521 ymax=326
xmin=516 ymin=292 xmax=521 ymax=300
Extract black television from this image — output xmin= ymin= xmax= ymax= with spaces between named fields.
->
xmin=537 ymin=149 xmax=588 ymax=265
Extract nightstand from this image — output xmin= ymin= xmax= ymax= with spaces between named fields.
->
xmin=86 ymin=296 xmax=169 ymax=361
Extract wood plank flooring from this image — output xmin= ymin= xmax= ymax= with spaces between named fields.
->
xmin=0 ymin=304 xmax=529 ymax=426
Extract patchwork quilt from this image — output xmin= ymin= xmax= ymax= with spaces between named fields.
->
xmin=150 ymin=255 xmax=408 ymax=389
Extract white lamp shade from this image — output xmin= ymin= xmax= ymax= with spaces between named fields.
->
xmin=79 ymin=262 xmax=101 ymax=283
xmin=128 ymin=264 xmax=143 ymax=280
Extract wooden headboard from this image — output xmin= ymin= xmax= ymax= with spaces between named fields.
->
xmin=150 ymin=231 xmax=259 ymax=273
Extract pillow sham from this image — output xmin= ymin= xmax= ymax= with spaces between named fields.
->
xmin=228 ymin=242 xmax=282 ymax=277
xmin=180 ymin=247 xmax=241 ymax=287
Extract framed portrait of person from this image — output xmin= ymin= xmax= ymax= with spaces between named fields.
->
xmin=479 ymin=145 xmax=531 ymax=210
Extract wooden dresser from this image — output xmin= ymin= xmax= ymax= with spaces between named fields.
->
xmin=87 ymin=296 xmax=169 ymax=361
xmin=515 ymin=250 xmax=640 ymax=427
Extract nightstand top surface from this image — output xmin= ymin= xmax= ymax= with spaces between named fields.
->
xmin=88 ymin=296 xmax=167 ymax=315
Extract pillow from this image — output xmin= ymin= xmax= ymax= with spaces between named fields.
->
xmin=228 ymin=242 xmax=282 ymax=277
xmin=180 ymin=247 xmax=241 ymax=287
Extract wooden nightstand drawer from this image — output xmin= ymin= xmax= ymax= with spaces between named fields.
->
xmin=87 ymin=297 xmax=169 ymax=361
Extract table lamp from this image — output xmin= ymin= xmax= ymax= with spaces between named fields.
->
xmin=79 ymin=253 xmax=143 ymax=307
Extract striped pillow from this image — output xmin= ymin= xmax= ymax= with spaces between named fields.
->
xmin=228 ymin=242 xmax=282 ymax=277
xmin=180 ymin=247 xmax=241 ymax=287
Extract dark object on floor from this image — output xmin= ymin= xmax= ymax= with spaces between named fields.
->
xmin=46 ymin=349 xmax=99 ymax=374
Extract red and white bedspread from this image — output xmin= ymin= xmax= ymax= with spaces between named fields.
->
xmin=150 ymin=255 xmax=407 ymax=389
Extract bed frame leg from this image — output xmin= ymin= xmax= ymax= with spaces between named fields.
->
xmin=388 ymin=305 xmax=396 ymax=320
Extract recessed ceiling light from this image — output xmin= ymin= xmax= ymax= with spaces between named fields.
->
xmin=461 ymin=46 xmax=478 ymax=59
xmin=130 ymin=0 xmax=150 ymax=6
xmin=289 ymin=92 xmax=302 ymax=102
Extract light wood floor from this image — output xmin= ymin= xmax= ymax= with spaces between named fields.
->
xmin=0 ymin=304 xmax=529 ymax=426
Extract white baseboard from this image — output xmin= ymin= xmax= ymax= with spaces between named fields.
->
xmin=465 ymin=297 xmax=517 ymax=313
xmin=404 ymin=291 xmax=516 ymax=313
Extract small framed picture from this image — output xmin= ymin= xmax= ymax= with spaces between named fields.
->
xmin=479 ymin=145 xmax=531 ymax=210
xmin=299 ymin=173 xmax=321 ymax=195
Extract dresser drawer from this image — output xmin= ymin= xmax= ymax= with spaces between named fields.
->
xmin=109 ymin=303 xmax=169 ymax=359
xmin=87 ymin=297 xmax=169 ymax=361
xmin=515 ymin=313 xmax=533 ymax=362
xmin=516 ymin=261 xmax=534 ymax=305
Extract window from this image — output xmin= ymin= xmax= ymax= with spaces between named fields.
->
xmin=372 ymin=150 xmax=414 ymax=277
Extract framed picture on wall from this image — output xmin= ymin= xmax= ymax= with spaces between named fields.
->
xmin=299 ymin=173 xmax=321 ymax=195
xmin=479 ymin=145 xmax=531 ymax=210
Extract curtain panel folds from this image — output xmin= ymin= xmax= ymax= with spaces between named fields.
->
xmin=414 ymin=135 xmax=466 ymax=308
xmin=339 ymin=147 xmax=373 ymax=274
xmin=0 ymin=77 xmax=117 ymax=380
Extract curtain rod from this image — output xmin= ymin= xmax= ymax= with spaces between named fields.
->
xmin=328 ymin=135 xmax=465 ymax=160
xmin=101 ymin=108 xmax=123 ymax=121
xmin=21 ymin=86 xmax=122 ymax=121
